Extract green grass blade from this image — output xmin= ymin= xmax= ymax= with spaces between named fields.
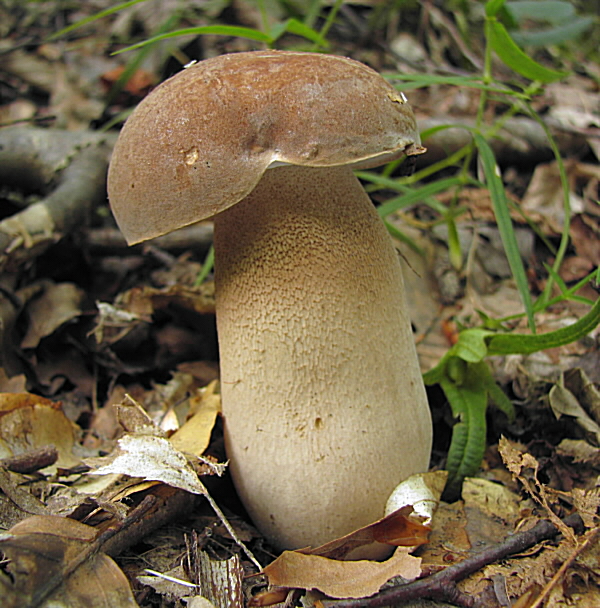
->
xmin=473 ymin=133 xmax=535 ymax=331
xmin=113 ymin=26 xmax=273 ymax=54
xmin=49 ymin=0 xmax=149 ymax=40
xmin=361 ymin=177 xmax=465 ymax=217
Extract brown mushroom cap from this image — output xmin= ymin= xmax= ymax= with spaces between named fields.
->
xmin=107 ymin=50 xmax=424 ymax=244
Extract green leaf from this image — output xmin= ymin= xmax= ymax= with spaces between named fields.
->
xmin=481 ymin=369 xmax=516 ymax=422
xmin=440 ymin=372 xmax=489 ymax=498
xmin=486 ymin=18 xmax=567 ymax=82
xmin=268 ymin=18 xmax=327 ymax=45
xmin=473 ymin=133 xmax=535 ymax=331
xmin=487 ymin=297 xmax=600 ymax=355
xmin=383 ymin=221 xmax=424 ymax=256
xmin=423 ymin=352 xmax=451 ymax=385
xmin=386 ymin=74 xmax=531 ymax=99
xmin=452 ymin=329 xmax=494 ymax=363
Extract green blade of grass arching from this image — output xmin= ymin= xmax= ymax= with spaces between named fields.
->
xmin=385 ymin=74 xmax=530 ymax=99
xmin=355 ymin=176 xmax=467 ymax=218
xmin=267 ymin=18 xmax=327 ymax=47
xmin=48 ymin=0 xmax=150 ymax=40
xmin=194 ymin=244 xmax=215 ymax=287
xmin=113 ymin=26 xmax=274 ymax=54
xmin=473 ymin=133 xmax=535 ymax=332
xmin=104 ymin=11 xmax=181 ymax=109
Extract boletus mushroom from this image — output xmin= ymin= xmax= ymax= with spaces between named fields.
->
xmin=107 ymin=50 xmax=432 ymax=551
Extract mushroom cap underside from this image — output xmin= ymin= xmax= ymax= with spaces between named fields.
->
xmin=107 ymin=50 xmax=425 ymax=244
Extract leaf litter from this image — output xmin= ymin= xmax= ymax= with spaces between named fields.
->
xmin=1 ymin=1 xmax=599 ymax=607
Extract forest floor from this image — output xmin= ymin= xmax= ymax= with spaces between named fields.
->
xmin=0 ymin=2 xmax=599 ymax=607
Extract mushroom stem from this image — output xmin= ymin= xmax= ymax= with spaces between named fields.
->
xmin=214 ymin=165 xmax=432 ymax=550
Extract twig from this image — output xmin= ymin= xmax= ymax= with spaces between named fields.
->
xmin=321 ymin=513 xmax=584 ymax=608
xmin=198 ymin=478 xmax=263 ymax=571
xmin=529 ymin=525 xmax=600 ymax=608
xmin=0 ymin=445 xmax=58 ymax=474
xmin=29 ymin=494 xmax=157 ymax=607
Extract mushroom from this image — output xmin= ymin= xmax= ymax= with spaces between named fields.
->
xmin=107 ymin=50 xmax=432 ymax=551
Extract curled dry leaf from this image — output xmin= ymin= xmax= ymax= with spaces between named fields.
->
xmin=307 ymin=506 xmax=431 ymax=561
xmin=385 ymin=470 xmax=448 ymax=524
xmin=0 ymin=392 xmax=79 ymax=469
xmin=549 ymin=375 xmax=600 ymax=444
xmin=0 ymin=514 xmax=138 ymax=608
xmin=259 ymin=547 xmax=421 ymax=601
xmin=254 ymin=507 xmax=430 ymax=604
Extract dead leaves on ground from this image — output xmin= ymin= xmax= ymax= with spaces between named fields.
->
xmin=254 ymin=507 xmax=430 ymax=604
xmin=492 ymin=438 xmax=600 ymax=608
xmin=0 ymin=387 xmax=225 ymax=607
xmin=0 ymin=515 xmax=138 ymax=608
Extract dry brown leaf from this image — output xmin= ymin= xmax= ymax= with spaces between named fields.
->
xmin=0 ymin=468 xmax=47 ymax=516
xmin=0 ymin=370 xmax=27 ymax=393
xmin=261 ymin=547 xmax=421 ymax=600
xmin=0 ymin=514 xmax=138 ymax=608
xmin=100 ymin=65 xmax=157 ymax=99
xmin=118 ymin=283 xmax=215 ymax=317
xmin=556 ymin=439 xmax=600 ymax=466
xmin=306 ymin=506 xmax=430 ymax=561
xmin=0 ymin=392 xmax=79 ymax=469
xmin=548 ymin=381 xmax=600 ymax=444
xmin=21 ymin=282 xmax=84 ymax=349
xmin=169 ymin=381 xmax=222 ymax=457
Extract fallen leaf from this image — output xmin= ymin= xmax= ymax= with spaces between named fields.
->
xmin=461 ymin=477 xmax=521 ymax=524
xmin=385 ymin=470 xmax=448 ymax=524
xmin=87 ymin=434 xmax=207 ymax=495
xmin=306 ymin=507 xmax=430 ymax=562
xmin=100 ymin=65 xmax=157 ymax=98
xmin=0 ymin=392 xmax=79 ymax=469
xmin=556 ymin=438 xmax=600 ymax=466
xmin=21 ymin=282 xmax=84 ymax=349
xmin=0 ymin=468 xmax=47 ymax=515
xmin=0 ymin=514 xmax=138 ymax=608
xmin=169 ymin=381 xmax=222 ymax=457
xmin=261 ymin=547 xmax=421 ymax=600
xmin=549 ymin=382 xmax=600 ymax=444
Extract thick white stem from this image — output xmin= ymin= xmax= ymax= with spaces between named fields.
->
xmin=214 ymin=165 xmax=432 ymax=550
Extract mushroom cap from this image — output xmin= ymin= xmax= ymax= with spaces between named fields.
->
xmin=107 ymin=50 xmax=425 ymax=245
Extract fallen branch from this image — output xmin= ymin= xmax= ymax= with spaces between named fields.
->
xmin=321 ymin=513 xmax=585 ymax=608
xmin=0 ymin=127 xmax=114 ymax=273
xmin=416 ymin=116 xmax=590 ymax=168
xmin=84 ymin=223 xmax=214 ymax=254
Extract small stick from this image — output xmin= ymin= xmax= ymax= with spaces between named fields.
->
xmin=1 ymin=445 xmax=59 ymax=474
xmin=529 ymin=525 xmax=600 ymax=608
